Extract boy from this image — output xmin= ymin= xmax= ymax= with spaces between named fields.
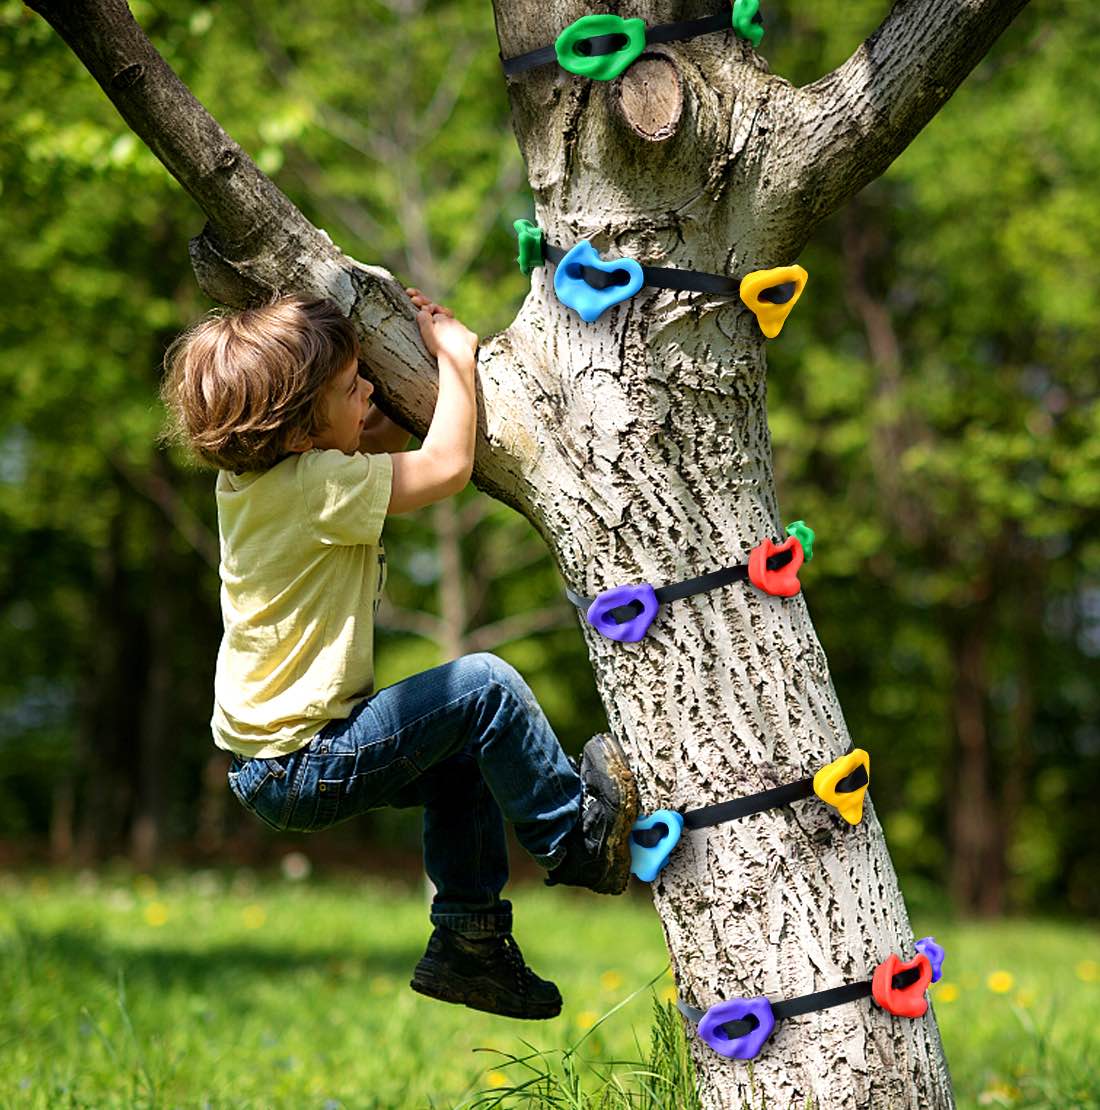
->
xmin=161 ymin=290 xmax=639 ymax=1020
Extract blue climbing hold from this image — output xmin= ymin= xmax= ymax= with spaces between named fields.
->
xmin=630 ymin=809 xmax=684 ymax=882
xmin=553 ymin=240 xmax=644 ymax=322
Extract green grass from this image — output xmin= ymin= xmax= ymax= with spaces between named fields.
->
xmin=0 ymin=869 xmax=1097 ymax=1108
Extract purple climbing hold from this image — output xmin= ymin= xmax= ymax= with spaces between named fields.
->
xmin=915 ymin=936 xmax=946 ymax=984
xmin=586 ymin=583 xmax=660 ymax=642
xmin=697 ymin=996 xmax=776 ymax=1060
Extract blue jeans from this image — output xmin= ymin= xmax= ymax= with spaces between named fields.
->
xmin=227 ymin=653 xmax=582 ymax=937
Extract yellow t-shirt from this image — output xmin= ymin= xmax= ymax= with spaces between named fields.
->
xmin=211 ymin=448 xmax=394 ymax=759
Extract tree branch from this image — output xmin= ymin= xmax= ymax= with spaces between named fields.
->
xmin=26 ymin=0 xmax=538 ymax=513
xmin=777 ymin=0 xmax=1030 ymax=228
xmin=25 ymin=0 xmax=322 ymax=287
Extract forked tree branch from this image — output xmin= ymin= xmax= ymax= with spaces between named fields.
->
xmin=778 ymin=0 xmax=1031 ymax=227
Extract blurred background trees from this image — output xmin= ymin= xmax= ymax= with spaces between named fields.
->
xmin=1 ymin=0 xmax=1096 ymax=916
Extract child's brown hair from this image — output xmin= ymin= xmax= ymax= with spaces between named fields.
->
xmin=161 ymin=295 xmax=359 ymax=472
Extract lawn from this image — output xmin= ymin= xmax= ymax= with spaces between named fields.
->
xmin=0 ymin=868 xmax=1097 ymax=1108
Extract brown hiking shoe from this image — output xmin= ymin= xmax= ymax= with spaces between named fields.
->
xmin=545 ymin=733 xmax=639 ymax=895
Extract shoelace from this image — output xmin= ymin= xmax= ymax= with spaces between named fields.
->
xmin=499 ymin=935 xmax=542 ymax=991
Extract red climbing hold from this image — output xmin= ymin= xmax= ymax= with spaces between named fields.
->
xmin=871 ymin=953 xmax=932 ymax=1018
xmin=747 ymin=536 xmax=804 ymax=597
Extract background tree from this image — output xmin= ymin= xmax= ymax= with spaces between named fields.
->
xmin=8 ymin=0 xmax=1100 ymax=1105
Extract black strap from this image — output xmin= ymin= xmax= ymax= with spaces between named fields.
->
xmin=773 ymin=981 xmax=871 ymax=1022
xmin=544 ymin=241 xmax=741 ymax=296
xmin=683 ymin=777 xmax=814 ymax=829
xmin=501 ymin=11 xmax=735 ymax=77
xmin=566 ymin=545 xmax=793 ymax=619
xmin=678 ymin=966 xmax=917 ymax=1039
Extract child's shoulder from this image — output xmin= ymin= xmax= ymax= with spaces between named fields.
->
xmin=296 ymin=448 xmax=391 ymax=489
xmin=217 ymin=453 xmax=300 ymax=494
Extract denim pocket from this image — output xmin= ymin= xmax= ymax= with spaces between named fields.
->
xmin=282 ymin=749 xmax=420 ymax=831
xmin=284 ymin=776 xmax=344 ymax=832
xmin=227 ymin=756 xmax=290 ymax=831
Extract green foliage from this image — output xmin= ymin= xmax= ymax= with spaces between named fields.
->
xmin=766 ymin=0 xmax=1100 ymax=912
xmin=0 ymin=0 xmax=596 ymax=860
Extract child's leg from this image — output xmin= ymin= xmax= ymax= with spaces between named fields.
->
xmin=309 ymin=652 xmax=583 ymax=867
xmin=229 ymin=651 xmax=633 ymax=899
xmin=391 ymin=750 xmax=512 ymax=938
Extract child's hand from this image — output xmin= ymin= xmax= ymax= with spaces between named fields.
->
xmin=406 ymin=287 xmax=478 ymax=367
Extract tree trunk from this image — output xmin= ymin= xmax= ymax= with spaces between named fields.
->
xmin=28 ymin=0 xmax=1033 ymax=1102
xmin=130 ymin=507 xmax=173 ymax=871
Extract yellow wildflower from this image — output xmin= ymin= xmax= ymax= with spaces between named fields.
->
xmin=1074 ymin=960 xmax=1098 ymax=983
xmin=144 ymin=902 xmax=168 ymax=927
xmin=987 ymin=971 xmax=1014 ymax=994
xmin=241 ymin=904 xmax=266 ymax=929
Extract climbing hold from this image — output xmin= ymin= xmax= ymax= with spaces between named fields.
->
xmin=747 ymin=535 xmax=804 ymax=597
xmin=697 ymin=996 xmax=776 ymax=1060
xmin=585 ymin=582 xmax=660 ymax=642
xmin=872 ymin=953 xmax=932 ymax=1018
xmin=739 ymin=265 xmax=809 ymax=338
xmin=553 ymin=240 xmax=645 ymax=322
xmin=513 ymin=219 xmax=544 ymax=276
xmin=785 ymin=519 xmax=815 ymax=562
xmin=630 ymin=809 xmax=685 ymax=882
xmin=914 ymin=937 xmax=946 ymax=984
xmin=813 ymin=748 xmax=871 ymax=825
xmin=523 ymin=230 xmax=807 ymax=336
xmin=732 ymin=0 xmax=765 ymax=46
xmin=555 ymin=14 xmax=646 ymax=81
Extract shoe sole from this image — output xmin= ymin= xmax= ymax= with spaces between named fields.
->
xmin=409 ymin=968 xmax=562 ymax=1020
xmin=587 ymin=733 xmax=640 ymax=895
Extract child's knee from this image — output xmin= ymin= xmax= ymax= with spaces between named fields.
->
xmin=465 ymin=652 xmax=536 ymax=708
xmin=466 ymin=651 xmax=518 ymax=686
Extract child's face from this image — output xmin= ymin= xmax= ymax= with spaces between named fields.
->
xmin=310 ymin=357 xmax=375 ymax=455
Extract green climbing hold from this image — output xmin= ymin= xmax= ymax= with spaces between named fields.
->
xmin=732 ymin=0 xmax=765 ymax=47
xmin=786 ymin=520 xmax=815 ymax=561
xmin=555 ymin=14 xmax=647 ymax=81
xmin=513 ymin=219 xmax=544 ymax=276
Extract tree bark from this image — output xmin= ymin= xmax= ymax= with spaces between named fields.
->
xmin=28 ymin=0 xmax=1032 ymax=1103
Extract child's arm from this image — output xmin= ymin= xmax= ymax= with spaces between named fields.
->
xmin=386 ymin=290 xmax=478 ymax=515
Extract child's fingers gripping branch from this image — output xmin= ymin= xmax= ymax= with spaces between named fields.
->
xmin=416 ymin=310 xmax=477 ymax=368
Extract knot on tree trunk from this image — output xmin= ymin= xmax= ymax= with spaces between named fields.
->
xmin=110 ymin=62 xmax=145 ymax=90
